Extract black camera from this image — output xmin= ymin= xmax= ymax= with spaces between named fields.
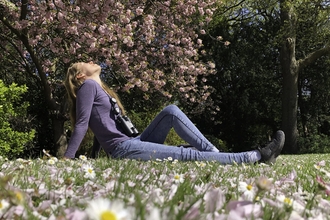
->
xmin=109 ymin=97 xmax=139 ymax=137
xmin=116 ymin=115 xmax=139 ymax=137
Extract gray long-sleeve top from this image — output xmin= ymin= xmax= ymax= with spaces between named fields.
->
xmin=64 ymin=79 xmax=130 ymax=158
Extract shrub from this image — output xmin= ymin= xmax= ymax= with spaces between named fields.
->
xmin=298 ymin=134 xmax=330 ymax=154
xmin=0 ymin=80 xmax=35 ymax=158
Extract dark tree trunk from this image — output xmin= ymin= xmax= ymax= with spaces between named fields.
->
xmin=280 ymin=43 xmax=299 ymax=153
xmin=280 ymin=0 xmax=299 ymax=153
xmin=280 ymin=0 xmax=330 ymax=153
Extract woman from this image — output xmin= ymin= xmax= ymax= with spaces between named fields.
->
xmin=64 ymin=61 xmax=285 ymax=164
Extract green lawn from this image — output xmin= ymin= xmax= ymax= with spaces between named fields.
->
xmin=0 ymin=154 xmax=330 ymax=219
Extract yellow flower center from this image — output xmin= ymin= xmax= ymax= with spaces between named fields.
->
xmin=283 ymin=197 xmax=292 ymax=205
xmin=88 ymin=168 xmax=93 ymax=173
xmin=246 ymin=184 xmax=253 ymax=191
xmin=16 ymin=192 xmax=23 ymax=202
xmin=174 ymin=175 xmax=180 ymax=180
xmin=100 ymin=210 xmax=117 ymax=220
xmin=0 ymin=202 xmax=3 ymax=209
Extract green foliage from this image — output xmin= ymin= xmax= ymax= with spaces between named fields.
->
xmin=190 ymin=4 xmax=282 ymax=151
xmin=298 ymin=134 xmax=330 ymax=154
xmin=0 ymin=80 xmax=35 ymax=158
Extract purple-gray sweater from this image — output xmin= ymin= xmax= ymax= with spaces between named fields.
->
xmin=64 ymin=79 xmax=130 ymax=158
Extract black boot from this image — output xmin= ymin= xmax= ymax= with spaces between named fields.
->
xmin=258 ymin=130 xmax=285 ymax=164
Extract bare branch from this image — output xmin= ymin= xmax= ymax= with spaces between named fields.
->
xmin=298 ymin=44 xmax=330 ymax=70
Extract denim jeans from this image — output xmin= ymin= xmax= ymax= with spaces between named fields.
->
xmin=110 ymin=105 xmax=260 ymax=164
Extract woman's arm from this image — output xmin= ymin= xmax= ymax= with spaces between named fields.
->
xmin=64 ymin=80 xmax=97 ymax=158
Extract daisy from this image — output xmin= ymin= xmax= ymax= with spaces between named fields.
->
xmin=83 ymin=164 xmax=96 ymax=179
xmin=79 ymin=155 xmax=88 ymax=161
xmin=0 ymin=199 xmax=10 ymax=215
xmin=173 ymin=173 xmax=184 ymax=184
xmin=276 ymin=195 xmax=305 ymax=214
xmin=195 ymin=161 xmax=207 ymax=168
xmin=256 ymin=176 xmax=272 ymax=191
xmin=48 ymin=158 xmax=56 ymax=165
xmin=12 ymin=191 xmax=24 ymax=205
xmin=238 ymin=181 xmax=256 ymax=201
xmin=85 ymin=198 xmax=131 ymax=220
xmin=172 ymin=159 xmax=179 ymax=164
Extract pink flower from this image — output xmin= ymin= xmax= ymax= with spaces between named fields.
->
xmin=203 ymin=188 xmax=225 ymax=213
xmin=226 ymin=201 xmax=263 ymax=219
xmin=316 ymin=176 xmax=330 ymax=195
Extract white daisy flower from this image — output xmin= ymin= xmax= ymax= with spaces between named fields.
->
xmin=0 ymin=199 xmax=10 ymax=215
xmin=83 ymin=164 xmax=96 ymax=179
xmin=85 ymin=198 xmax=131 ymax=220
xmin=48 ymin=158 xmax=56 ymax=165
xmin=277 ymin=195 xmax=293 ymax=206
xmin=195 ymin=161 xmax=207 ymax=168
xmin=238 ymin=181 xmax=256 ymax=201
xmin=16 ymin=158 xmax=24 ymax=162
xmin=276 ymin=195 xmax=305 ymax=214
xmin=173 ymin=173 xmax=184 ymax=184
xmin=79 ymin=155 xmax=88 ymax=161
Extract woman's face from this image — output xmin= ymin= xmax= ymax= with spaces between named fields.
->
xmin=77 ymin=61 xmax=101 ymax=79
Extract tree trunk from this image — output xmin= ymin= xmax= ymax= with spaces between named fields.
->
xmin=279 ymin=0 xmax=330 ymax=153
xmin=52 ymin=117 xmax=68 ymax=158
xmin=280 ymin=43 xmax=299 ymax=153
xmin=49 ymin=97 xmax=69 ymax=158
xmin=280 ymin=0 xmax=299 ymax=153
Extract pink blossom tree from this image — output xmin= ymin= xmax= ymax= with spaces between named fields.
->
xmin=0 ymin=0 xmax=219 ymax=156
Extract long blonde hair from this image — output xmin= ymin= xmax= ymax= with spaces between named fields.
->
xmin=64 ymin=63 xmax=126 ymax=126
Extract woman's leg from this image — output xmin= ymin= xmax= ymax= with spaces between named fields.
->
xmin=111 ymin=139 xmax=260 ymax=164
xmin=110 ymin=130 xmax=285 ymax=164
xmin=139 ymin=104 xmax=218 ymax=152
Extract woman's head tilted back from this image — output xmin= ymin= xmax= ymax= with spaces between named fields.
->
xmin=65 ymin=63 xmax=84 ymax=101
xmin=64 ymin=63 xmax=85 ymax=125
xmin=64 ymin=62 xmax=126 ymax=126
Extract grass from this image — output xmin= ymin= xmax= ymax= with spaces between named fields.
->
xmin=1 ymin=153 xmax=330 ymax=219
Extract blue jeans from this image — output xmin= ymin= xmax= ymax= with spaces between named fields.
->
xmin=110 ymin=105 xmax=260 ymax=164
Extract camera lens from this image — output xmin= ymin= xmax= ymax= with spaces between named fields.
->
xmin=111 ymin=98 xmax=117 ymax=103
xmin=115 ymin=107 xmax=120 ymax=114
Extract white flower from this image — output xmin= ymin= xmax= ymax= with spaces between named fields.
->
xmin=83 ymin=164 xmax=96 ymax=179
xmin=276 ymin=195 xmax=305 ymax=214
xmin=51 ymin=157 xmax=58 ymax=162
xmin=79 ymin=155 xmax=88 ymax=161
xmin=277 ymin=195 xmax=293 ymax=206
xmin=16 ymin=158 xmax=24 ymax=162
xmin=0 ymin=199 xmax=10 ymax=215
xmin=173 ymin=173 xmax=184 ymax=184
xmin=48 ymin=158 xmax=56 ymax=165
xmin=85 ymin=198 xmax=130 ymax=220
xmin=238 ymin=181 xmax=256 ymax=201
xmin=195 ymin=161 xmax=207 ymax=167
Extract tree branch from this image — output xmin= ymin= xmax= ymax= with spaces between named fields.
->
xmin=20 ymin=0 xmax=28 ymax=20
xmin=298 ymin=44 xmax=330 ymax=70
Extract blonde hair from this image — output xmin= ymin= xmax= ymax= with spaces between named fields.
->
xmin=64 ymin=63 xmax=126 ymax=126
